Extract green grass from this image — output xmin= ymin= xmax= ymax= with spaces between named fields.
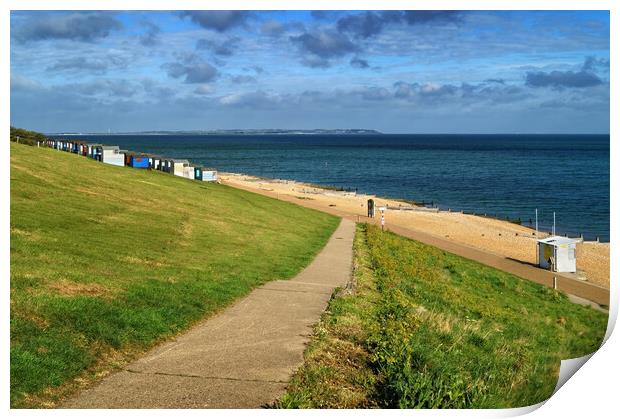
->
xmin=10 ymin=142 xmax=339 ymax=408
xmin=278 ymin=224 xmax=607 ymax=409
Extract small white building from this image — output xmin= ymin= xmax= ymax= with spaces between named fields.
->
xmin=170 ymin=159 xmax=197 ymax=179
xmin=202 ymin=169 xmax=218 ymax=182
xmin=170 ymin=159 xmax=190 ymax=177
xmin=100 ymin=146 xmax=125 ymax=167
xmin=537 ymin=236 xmax=578 ymax=273
xmin=182 ymin=164 xmax=195 ymax=180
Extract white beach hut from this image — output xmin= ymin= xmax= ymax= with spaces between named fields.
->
xmin=170 ymin=159 xmax=191 ymax=177
xmin=537 ymin=236 xmax=578 ymax=273
xmin=182 ymin=163 xmax=195 ymax=180
xmin=100 ymin=145 xmax=125 ymax=167
xmin=201 ymin=169 xmax=218 ymax=182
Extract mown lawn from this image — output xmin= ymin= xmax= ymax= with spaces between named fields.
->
xmin=10 ymin=142 xmax=339 ymax=408
xmin=278 ymin=224 xmax=607 ymax=408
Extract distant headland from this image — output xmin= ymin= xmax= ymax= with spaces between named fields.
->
xmin=47 ymin=129 xmax=383 ymax=136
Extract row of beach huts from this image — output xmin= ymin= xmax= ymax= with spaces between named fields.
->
xmin=39 ymin=138 xmax=218 ymax=182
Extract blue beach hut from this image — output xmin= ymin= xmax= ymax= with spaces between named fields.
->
xmin=130 ymin=154 xmax=150 ymax=169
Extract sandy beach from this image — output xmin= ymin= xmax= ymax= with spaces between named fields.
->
xmin=220 ymin=173 xmax=609 ymax=289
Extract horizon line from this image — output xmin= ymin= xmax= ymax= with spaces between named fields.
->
xmin=41 ymin=130 xmax=611 ymax=136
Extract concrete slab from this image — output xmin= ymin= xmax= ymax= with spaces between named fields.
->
xmin=64 ymin=218 xmax=355 ymax=409
xmin=63 ymin=371 xmax=287 ymax=409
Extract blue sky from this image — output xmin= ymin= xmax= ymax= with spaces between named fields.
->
xmin=10 ymin=10 xmax=610 ymax=133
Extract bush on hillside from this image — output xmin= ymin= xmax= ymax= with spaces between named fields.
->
xmin=10 ymin=126 xmax=46 ymax=146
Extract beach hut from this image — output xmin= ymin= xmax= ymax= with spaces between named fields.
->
xmin=147 ymin=155 xmax=162 ymax=170
xmin=150 ymin=155 xmax=164 ymax=170
xmin=182 ymin=163 xmax=195 ymax=180
xmin=73 ymin=141 xmax=87 ymax=154
xmin=120 ymin=151 xmax=131 ymax=166
xmin=132 ymin=155 xmax=150 ymax=168
xmin=537 ymin=236 xmax=578 ymax=273
xmin=169 ymin=159 xmax=190 ymax=177
xmin=201 ymin=169 xmax=218 ymax=182
xmin=127 ymin=152 xmax=150 ymax=169
xmin=98 ymin=145 xmax=125 ymax=166
xmin=87 ymin=144 xmax=102 ymax=159
xmin=194 ymin=167 xmax=217 ymax=182
xmin=159 ymin=158 xmax=171 ymax=173
xmin=119 ymin=150 xmax=148 ymax=168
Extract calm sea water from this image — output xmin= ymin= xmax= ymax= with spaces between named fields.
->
xmin=55 ymin=134 xmax=610 ymax=241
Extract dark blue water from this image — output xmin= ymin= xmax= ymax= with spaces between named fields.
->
xmin=52 ymin=134 xmax=610 ymax=241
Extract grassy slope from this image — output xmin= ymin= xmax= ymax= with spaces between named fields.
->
xmin=10 ymin=143 xmax=339 ymax=407
xmin=278 ymin=224 xmax=607 ymax=409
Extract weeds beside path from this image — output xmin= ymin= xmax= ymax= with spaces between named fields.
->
xmin=278 ymin=224 xmax=607 ymax=408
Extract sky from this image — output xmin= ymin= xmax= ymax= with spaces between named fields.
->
xmin=9 ymin=10 xmax=610 ymax=134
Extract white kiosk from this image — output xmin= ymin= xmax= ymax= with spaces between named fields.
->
xmin=537 ymin=236 xmax=578 ymax=273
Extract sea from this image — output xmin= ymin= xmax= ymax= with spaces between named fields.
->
xmin=52 ymin=134 xmax=610 ymax=242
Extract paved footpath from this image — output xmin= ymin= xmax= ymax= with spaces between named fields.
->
xmin=64 ymin=218 xmax=355 ymax=408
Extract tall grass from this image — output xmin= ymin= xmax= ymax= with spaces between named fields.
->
xmin=279 ymin=224 xmax=607 ymax=408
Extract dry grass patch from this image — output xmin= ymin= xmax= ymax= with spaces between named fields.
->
xmin=11 ymin=227 xmax=42 ymax=241
xmin=119 ymin=255 xmax=168 ymax=268
xmin=47 ymin=281 xmax=110 ymax=297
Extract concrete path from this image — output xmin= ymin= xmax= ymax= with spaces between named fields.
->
xmin=64 ymin=218 xmax=355 ymax=408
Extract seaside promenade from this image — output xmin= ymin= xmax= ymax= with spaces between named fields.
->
xmin=221 ymin=177 xmax=609 ymax=307
xmin=64 ymin=220 xmax=355 ymax=408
